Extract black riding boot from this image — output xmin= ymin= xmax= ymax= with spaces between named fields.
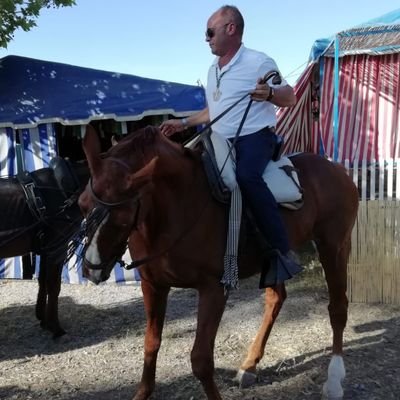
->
xmin=259 ymin=249 xmax=303 ymax=288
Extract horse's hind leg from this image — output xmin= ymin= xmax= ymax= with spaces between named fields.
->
xmin=133 ymin=280 xmax=169 ymax=400
xmin=318 ymin=238 xmax=351 ymax=399
xmin=191 ymin=283 xmax=226 ymax=400
xmin=236 ymin=284 xmax=286 ymax=388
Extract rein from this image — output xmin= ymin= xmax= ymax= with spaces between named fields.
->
xmin=85 ymin=158 xmax=213 ymax=271
xmin=183 ymin=70 xmax=281 ymax=178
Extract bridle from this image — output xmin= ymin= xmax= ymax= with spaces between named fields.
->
xmin=88 ymin=177 xmax=140 ymax=208
xmin=82 ymin=154 xmax=212 ymax=272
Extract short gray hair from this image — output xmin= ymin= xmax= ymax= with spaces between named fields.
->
xmin=219 ymin=5 xmax=244 ymax=36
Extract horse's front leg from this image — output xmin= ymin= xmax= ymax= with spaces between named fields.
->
xmin=191 ymin=283 xmax=227 ymax=400
xmin=36 ymin=255 xmax=47 ymax=326
xmin=236 ymin=283 xmax=286 ymax=387
xmin=45 ymin=260 xmax=65 ymax=338
xmin=133 ymin=279 xmax=170 ymax=400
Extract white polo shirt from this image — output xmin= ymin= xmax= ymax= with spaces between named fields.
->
xmin=206 ymin=44 xmax=287 ymax=139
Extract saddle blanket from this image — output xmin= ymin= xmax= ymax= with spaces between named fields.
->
xmin=210 ymin=132 xmax=303 ymax=204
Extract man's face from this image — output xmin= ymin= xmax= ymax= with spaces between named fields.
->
xmin=205 ymin=13 xmax=232 ymax=56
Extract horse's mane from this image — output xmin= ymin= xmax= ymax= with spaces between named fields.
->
xmin=106 ymin=125 xmax=195 ymax=165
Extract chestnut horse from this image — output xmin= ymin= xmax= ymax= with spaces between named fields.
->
xmin=0 ymin=158 xmax=89 ymax=337
xmin=78 ymin=125 xmax=359 ymax=399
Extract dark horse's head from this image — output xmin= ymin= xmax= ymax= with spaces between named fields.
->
xmin=78 ymin=124 xmax=185 ymax=284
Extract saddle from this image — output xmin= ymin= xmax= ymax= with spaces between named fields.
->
xmin=17 ymin=157 xmax=81 ymax=221
xmin=49 ymin=156 xmax=81 ymax=199
xmin=199 ymin=130 xmax=231 ymax=204
xmin=194 ymin=130 xmax=304 ymax=209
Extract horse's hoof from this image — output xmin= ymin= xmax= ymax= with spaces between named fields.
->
xmin=322 ymin=382 xmax=344 ymax=400
xmin=52 ymin=328 xmax=67 ymax=339
xmin=235 ymin=369 xmax=258 ymax=388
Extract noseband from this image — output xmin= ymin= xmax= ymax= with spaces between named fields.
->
xmin=88 ymin=178 xmax=140 ymax=208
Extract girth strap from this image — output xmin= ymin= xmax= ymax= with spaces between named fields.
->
xmin=280 ymin=165 xmax=304 ymax=193
xmin=17 ymin=171 xmax=46 ymax=221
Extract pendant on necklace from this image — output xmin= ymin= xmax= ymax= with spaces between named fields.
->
xmin=213 ymin=88 xmax=221 ymax=101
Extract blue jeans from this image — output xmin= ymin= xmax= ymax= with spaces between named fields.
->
xmin=232 ymin=127 xmax=290 ymax=254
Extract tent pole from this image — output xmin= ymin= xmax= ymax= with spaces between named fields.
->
xmin=333 ymin=35 xmax=340 ymax=161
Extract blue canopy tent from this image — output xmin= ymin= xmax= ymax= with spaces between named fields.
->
xmin=0 ymin=55 xmax=206 ymax=283
xmin=0 ymin=55 xmax=205 ymax=129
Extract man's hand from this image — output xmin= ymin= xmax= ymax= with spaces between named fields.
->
xmin=250 ymin=77 xmax=273 ymax=102
xmin=159 ymin=119 xmax=185 ymax=137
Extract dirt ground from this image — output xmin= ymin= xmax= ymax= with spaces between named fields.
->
xmin=1 ymin=268 xmax=400 ymax=400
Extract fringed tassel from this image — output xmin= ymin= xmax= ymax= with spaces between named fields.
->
xmin=221 ymin=254 xmax=239 ymax=294
xmin=220 ymin=186 xmax=242 ymax=293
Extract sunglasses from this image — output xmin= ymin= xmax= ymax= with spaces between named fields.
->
xmin=206 ymin=23 xmax=230 ymax=39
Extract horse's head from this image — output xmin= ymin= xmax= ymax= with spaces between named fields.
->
xmin=78 ymin=124 xmax=167 ymax=283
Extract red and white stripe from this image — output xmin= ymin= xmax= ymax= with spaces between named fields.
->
xmin=320 ymin=53 xmax=400 ymax=164
xmin=276 ymin=63 xmax=318 ymax=155
xmin=277 ymin=53 xmax=400 ymax=166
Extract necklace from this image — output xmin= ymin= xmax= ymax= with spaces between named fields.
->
xmin=213 ymin=66 xmax=227 ymax=101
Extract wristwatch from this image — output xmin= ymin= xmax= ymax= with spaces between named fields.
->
xmin=266 ymin=87 xmax=275 ymax=102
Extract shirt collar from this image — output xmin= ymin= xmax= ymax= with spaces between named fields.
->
xmin=212 ymin=43 xmax=245 ymax=72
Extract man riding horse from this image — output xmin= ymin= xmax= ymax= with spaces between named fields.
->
xmin=160 ymin=5 xmax=302 ymax=288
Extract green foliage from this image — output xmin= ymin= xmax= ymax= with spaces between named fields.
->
xmin=0 ymin=0 xmax=76 ymax=48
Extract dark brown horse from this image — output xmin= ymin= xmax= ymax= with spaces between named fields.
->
xmin=78 ymin=124 xmax=359 ymax=399
xmin=0 ymin=158 xmax=89 ymax=337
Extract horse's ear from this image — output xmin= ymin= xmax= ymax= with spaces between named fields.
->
xmin=127 ymin=157 xmax=158 ymax=188
xmin=82 ymin=125 xmax=102 ymax=175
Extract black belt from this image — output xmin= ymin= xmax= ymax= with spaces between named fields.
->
xmin=260 ymin=126 xmax=276 ymax=134
xmin=228 ymin=126 xmax=276 ymax=140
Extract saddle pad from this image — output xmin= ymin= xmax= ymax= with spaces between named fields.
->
xmin=210 ymin=132 xmax=303 ymax=204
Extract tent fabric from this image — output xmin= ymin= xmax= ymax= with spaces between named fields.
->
xmin=0 ymin=129 xmax=22 ymax=279
xmin=309 ymin=8 xmax=400 ymax=61
xmin=277 ymin=8 xmax=400 ymax=165
xmin=0 ymin=257 xmax=23 ymax=279
xmin=318 ymin=54 xmax=400 ymax=163
xmin=0 ymin=55 xmax=206 ymax=129
xmin=21 ymin=123 xmax=57 ymax=171
xmin=276 ymin=63 xmax=317 ymax=154
xmin=0 ymin=127 xmax=16 ymax=176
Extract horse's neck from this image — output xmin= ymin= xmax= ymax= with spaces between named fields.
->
xmin=148 ymin=156 xmax=213 ymax=230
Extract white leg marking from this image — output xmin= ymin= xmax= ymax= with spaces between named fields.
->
xmin=322 ymin=354 xmax=346 ymax=399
